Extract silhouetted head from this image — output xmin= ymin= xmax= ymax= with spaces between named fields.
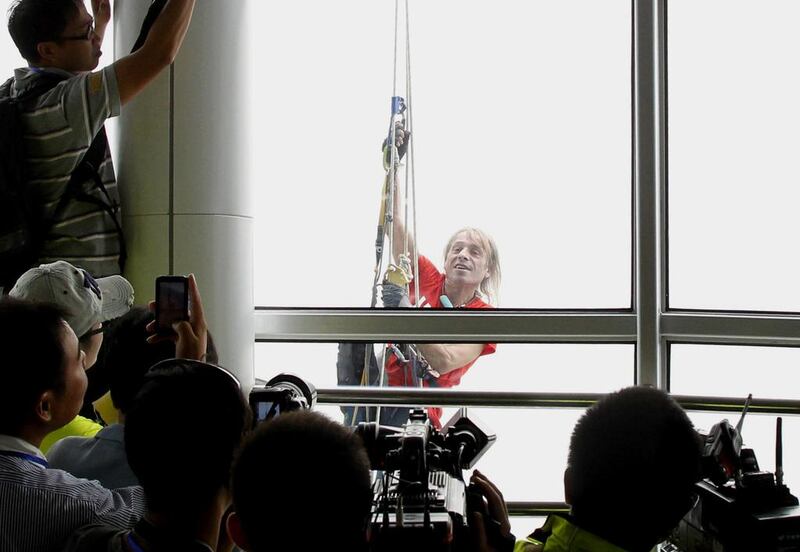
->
xmin=565 ymin=386 xmax=702 ymax=552
xmin=99 ymin=306 xmax=218 ymax=416
xmin=229 ymin=410 xmax=372 ymax=552
xmin=125 ymin=359 xmax=249 ymax=520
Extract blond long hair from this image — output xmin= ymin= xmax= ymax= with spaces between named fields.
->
xmin=443 ymin=228 xmax=501 ymax=306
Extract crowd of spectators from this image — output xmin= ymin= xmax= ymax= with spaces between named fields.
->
xmin=0 ymin=261 xmax=703 ymax=551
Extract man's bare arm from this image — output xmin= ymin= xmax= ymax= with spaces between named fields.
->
xmin=418 ymin=343 xmax=485 ymax=375
xmin=113 ymin=0 xmax=196 ymax=106
xmin=391 ymin=172 xmax=413 ymax=262
xmin=389 ymin=127 xmax=415 ymax=263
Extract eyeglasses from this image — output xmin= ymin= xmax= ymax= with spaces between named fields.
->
xmin=58 ymin=21 xmax=95 ymax=42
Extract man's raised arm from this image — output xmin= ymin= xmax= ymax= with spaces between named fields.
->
xmin=389 ymin=126 xmax=415 ymax=263
xmin=113 ymin=0 xmax=196 ymax=106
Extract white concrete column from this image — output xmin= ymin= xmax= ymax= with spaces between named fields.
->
xmin=114 ymin=0 xmax=254 ymax=387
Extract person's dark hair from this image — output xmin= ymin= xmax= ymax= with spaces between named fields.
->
xmin=231 ymin=410 xmax=373 ymax=552
xmin=0 ymin=298 xmax=68 ymax=434
xmin=7 ymin=0 xmax=80 ymax=63
xmin=80 ymin=307 xmax=219 ymax=415
xmin=566 ymin=386 xmax=702 ymax=552
xmin=124 ymin=359 xmax=248 ymax=517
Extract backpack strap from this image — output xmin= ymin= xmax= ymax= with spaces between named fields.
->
xmin=49 ymin=126 xmax=127 ymax=272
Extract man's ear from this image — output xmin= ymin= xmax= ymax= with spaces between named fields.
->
xmin=35 ymin=42 xmax=58 ymax=65
xmin=35 ymin=391 xmax=55 ymax=423
xmin=226 ymin=511 xmax=251 ymax=551
xmin=563 ymin=467 xmax=574 ymax=505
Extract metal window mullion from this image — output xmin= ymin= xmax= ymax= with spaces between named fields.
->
xmin=315 ymin=387 xmax=800 ymax=416
xmin=662 ymin=312 xmax=800 ymax=346
xmin=655 ymin=0 xmax=669 ymax=389
xmin=254 ymin=310 xmax=636 ymax=343
xmin=634 ymin=0 xmax=661 ymax=387
xmin=508 ymin=502 xmax=570 ymax=517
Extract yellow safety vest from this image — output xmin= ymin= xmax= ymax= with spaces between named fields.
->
xmin=40 ymin=415 xmax=102 ymax=455
xmin=515 ymin=515 xmax=630 ymax=552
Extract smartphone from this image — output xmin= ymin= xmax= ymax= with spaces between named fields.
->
xmin=154 ymin=275 xmax=189 ymax=335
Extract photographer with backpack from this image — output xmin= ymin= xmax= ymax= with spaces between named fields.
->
xmin=1 ymin=0 xmax=196 ymax=290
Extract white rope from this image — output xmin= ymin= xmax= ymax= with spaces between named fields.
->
xmin=392 ymin=0 xmax=400 ymax=98
xmin=404 ymin=0 xmax=421 ymax=313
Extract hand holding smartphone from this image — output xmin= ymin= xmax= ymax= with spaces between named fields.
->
xmin=154 ymin=275 xmax=189 ymax=335
xmin=149 ymin=273 xmax=207 ymax=361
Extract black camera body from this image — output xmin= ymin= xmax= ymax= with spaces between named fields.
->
xmin=671 ymin=404 xmax=800 ymax=552
xmin=249 ymin=373 xmax=317 ymax=425
xmin=356 ymin=408 xmax=499 ymax=552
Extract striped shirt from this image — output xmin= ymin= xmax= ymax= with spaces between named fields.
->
xmin=0 ymin=434 xmax=144 ymax=552
xmin=13 ymin=66 xmax=122 ymax=277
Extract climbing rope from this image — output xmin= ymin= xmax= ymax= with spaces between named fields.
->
xmin=354 ymin=0 xmax=422 ymax=428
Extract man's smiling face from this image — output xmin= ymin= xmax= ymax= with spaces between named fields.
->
xmin=444 ymin=230 xmax=490 ymax=290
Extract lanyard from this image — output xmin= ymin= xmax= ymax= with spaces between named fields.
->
xmin=0 ymin=450 xmax=48 ymax=467
xmin=126 ymin=534 xmax=145 ymax=552
xmin=127 ymin=529 xmax=212 ymax=552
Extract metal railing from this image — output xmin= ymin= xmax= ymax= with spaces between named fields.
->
xmin=317 ymin=387 xmax=800 ymax=416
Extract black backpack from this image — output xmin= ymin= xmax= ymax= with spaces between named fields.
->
xmin=0 ymin=73 xmax=126 ymax=291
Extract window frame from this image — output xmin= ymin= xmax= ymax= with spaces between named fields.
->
xmin=252 ymin=0 xmax=800 ymax=512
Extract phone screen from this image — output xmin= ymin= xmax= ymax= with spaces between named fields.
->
xmin=257 ymin=401 xmax=280 ymax=422
xmin=156 ymin=277 xmax=188 ymax=333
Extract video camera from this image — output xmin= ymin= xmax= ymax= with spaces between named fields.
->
xmin=670 ymin=395 xmax=800 ymax=552
xmin=249 ymin=373 xmax=317 ymax=426
xmin=356 ymin=408 xmax=511 ymax=552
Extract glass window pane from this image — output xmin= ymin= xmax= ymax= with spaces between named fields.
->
xmin=255 ymin=343 xmax=634 ymax=393
xmin=464 ymin=408 xmax=580 ymax=503
xmin=670 ymin=343 xmax=800 ymax=399
xmin=249 ymin=1 xmax=631 ymax=308
xmin=668 ymin=0 xmax=800 ymax=311
xmin=303 ymin=404 xmax=549 ymax=538
xmin=509 ymin=517 xmax=547 ymax=545
xmin=255 ymin=343 xmax=633 ymax=504
xmin=302 ymin=403 xmax=581 ymax=504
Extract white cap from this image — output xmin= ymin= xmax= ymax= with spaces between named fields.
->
xmin=9 ymin=261 xmax=134 ymax=338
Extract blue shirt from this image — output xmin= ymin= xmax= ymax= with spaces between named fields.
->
xmin=48 ymin=423 xmax=138 ymax=489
